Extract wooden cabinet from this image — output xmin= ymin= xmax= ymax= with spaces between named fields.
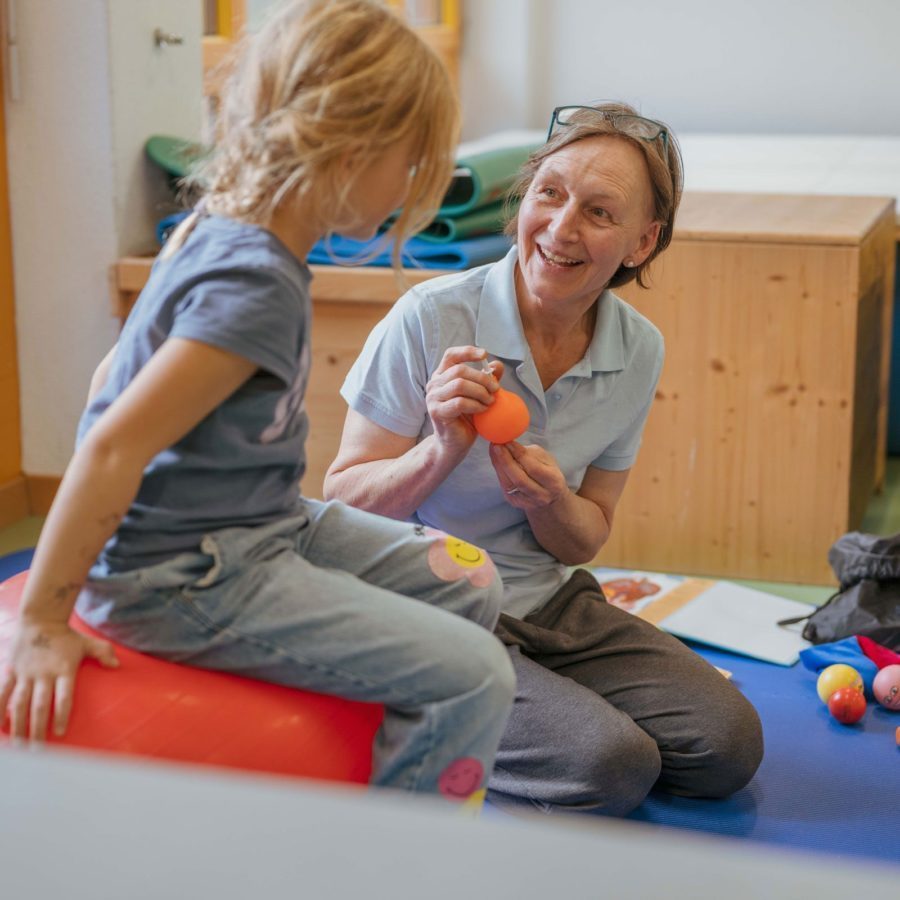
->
xmin=111 ymin=192 xmax=896 ymax=585
xmin=609 ymin=192 xmax=896 ymax=584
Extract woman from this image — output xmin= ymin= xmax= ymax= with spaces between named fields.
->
xmin=325 ymin=102 xmax=763 ymax=814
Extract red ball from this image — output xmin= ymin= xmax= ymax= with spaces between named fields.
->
xmin=827 ymin=685 xmax=867 ymax=725
xmin=473 ymin=388 xmax=529 ymax=444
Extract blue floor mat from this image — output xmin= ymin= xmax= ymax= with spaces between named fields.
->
xmin=0 ymin=548 xmax=33 ymax=582
xmin=621 ymin=643 xmax=900 ymax=865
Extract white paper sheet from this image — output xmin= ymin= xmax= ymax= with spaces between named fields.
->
xmin=592 ymin=568 xmax=814 ymax=666
xmin=658 ymin=581 xmax=813 ymax=666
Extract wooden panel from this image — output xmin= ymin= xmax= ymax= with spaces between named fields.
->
xmin=303 ymin=301 xmax=395 ymax=499
xmin=111 ymin=258 xmax=443 ymax=324
xmin=0 ymin=58 xmax=22 ymax=484
xmin=25 ymin=474 xmax=61 ymax=517
xmin=676 ymin=192 xmax=893 ymax=246
xmin=415 ymin=24 xmax=460 ymax=89
xmin=202 ymin=0 xmax=245 ymax=98
xmin=856 ymin=205 xmax=897 ymax=490
xmin=0 ymin=478 xmax=29 ymax=531
xmin=610 ymin=238 xmax=861 ymax=584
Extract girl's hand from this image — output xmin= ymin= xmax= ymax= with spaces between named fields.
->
xmin=0 ymin=621 xmax=118 ymax=742
xmin=425 ymin=346 xmax=504 ymax=455
xmin=490 ymin=441 xmax=568 ymax=509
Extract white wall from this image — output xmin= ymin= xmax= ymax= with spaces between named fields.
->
xmin=6 ymin=0 xmax=201 ymax=475
xmin=461 ymin=0 xmax=900 ymax=138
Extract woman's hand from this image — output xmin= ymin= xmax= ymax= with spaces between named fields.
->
xmin=426 ymin=346 xmax=503 ymax=455
xmin=0 ymin=620 xmax=118 ymax=742
xmin=490 ymin=440 xmax=568 ymax=509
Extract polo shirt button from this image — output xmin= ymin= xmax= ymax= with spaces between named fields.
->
xmin=553 ymin=393 xmax=561 ymax=401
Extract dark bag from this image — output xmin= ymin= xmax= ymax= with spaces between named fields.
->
xmin=780 ymin=532 xmax=900 ymax=651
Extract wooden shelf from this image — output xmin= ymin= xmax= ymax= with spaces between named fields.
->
xmin=111 ymin=257 xmax=444 ymax=321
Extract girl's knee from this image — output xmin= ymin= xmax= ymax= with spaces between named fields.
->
xmin=429 ymin=624 xmax=515 ymax=712
xmin=460 ymin=570 xmax=505 ymax=631
xmin=473 ymin=573 xmax=508 ymax=632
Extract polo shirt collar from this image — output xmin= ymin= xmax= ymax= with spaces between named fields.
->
xmin=475 ymin=246 xmax=626 ymax=374
xmin=589 ymin=288 xmax=625 ymax=373
xmin=475 ymin=247 xmax=529 ymax=362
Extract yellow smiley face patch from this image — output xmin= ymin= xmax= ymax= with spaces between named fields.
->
xmin=424 ymin=529 xmax=496 ymax=587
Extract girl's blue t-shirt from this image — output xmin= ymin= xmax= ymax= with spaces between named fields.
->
xmin=78 ymin=215 xmax=313 ymax=573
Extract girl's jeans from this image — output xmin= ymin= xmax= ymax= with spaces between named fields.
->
xmin=76 ymin=499 xmax=515 ymax=802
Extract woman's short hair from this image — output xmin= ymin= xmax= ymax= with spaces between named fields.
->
xmin=194 ymin=0 xmax=459 ymax=266
xmin=505 ymin=101 xmax=683 ymax=289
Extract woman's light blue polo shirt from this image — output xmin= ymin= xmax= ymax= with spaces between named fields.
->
xmin=341 ymin=246 xmax=663 ymax=618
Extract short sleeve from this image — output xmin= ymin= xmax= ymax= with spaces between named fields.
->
xmin=591 ymin=330 xmax=664 ymax=471
xmin=340 ymin=289 xmax=433 ymax=438
xmin=171 ymin=268 xmax=304 ymax=387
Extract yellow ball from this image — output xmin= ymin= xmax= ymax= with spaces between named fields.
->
xmin=816 ymin=663 xmax=863 ymax=704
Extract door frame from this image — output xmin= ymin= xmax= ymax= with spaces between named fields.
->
xmin=0 ymin=21 xmax=27 ymax=528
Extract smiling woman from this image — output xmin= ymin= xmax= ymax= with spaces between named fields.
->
xmin=326 ymin=100 xmax=764 ymax=816
xmin=505 ymin=101 xmax=682 ymax=290
xmin=511 ymin=137 xmax=662 ymax=323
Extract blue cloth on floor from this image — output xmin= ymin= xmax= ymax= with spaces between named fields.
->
xmin=798 ymin=637 xmax=879 ymax=696
xmin=621 ymin=642 xmax=900 ymax=865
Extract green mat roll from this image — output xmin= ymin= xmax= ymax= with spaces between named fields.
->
xmin=440 ymin=141 xmax=542 ymax=216
xmin=145 ymin=135 xmax=209 ymax=180
xmin=417 ymin=201 xmax=511 ymax=244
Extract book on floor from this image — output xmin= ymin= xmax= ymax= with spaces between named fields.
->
xmin=590 ymin=567 xmax=816 ymax=666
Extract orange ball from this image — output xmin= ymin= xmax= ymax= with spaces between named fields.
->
xmin=473 ymin=388 xmax=529 ymax=444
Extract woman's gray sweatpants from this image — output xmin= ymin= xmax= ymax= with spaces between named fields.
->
xmin=489 ymin=568 xmax=764 ymax=815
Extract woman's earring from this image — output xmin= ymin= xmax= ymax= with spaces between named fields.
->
xmin=624 ymin=258 xmax=634 ymax=267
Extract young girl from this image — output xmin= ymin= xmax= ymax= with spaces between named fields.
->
xmin=1 ymin=0 xmax=515 ymax=804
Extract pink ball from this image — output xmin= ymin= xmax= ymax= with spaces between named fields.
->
xmin=873 ymin=664 xmax=900 ymax=711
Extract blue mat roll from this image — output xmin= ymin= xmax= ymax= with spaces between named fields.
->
xmin=157 ymin=214 xmax=512 ymax=270
xmin=308 ymin=233 xmax=512 ymax=270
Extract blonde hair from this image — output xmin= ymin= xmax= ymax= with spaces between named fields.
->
xmin=504 ymin=101 xmax=683 ymax=289
xmin=166 ymin=0 xmax=459 ymax=268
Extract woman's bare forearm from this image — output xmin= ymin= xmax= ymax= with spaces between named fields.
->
xmin=326 ymin=434 xmax=467 ymax=521
xmin=526 ymin=489 xmax=611 ymax=566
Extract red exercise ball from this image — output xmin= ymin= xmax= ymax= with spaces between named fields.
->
xmin=0 ymin=571 xmax=382 ymax=782
xmin=827 ymin=685 xmax=867 ymax=725
xmin=473 ymin=388 xmax=529 ymax=444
